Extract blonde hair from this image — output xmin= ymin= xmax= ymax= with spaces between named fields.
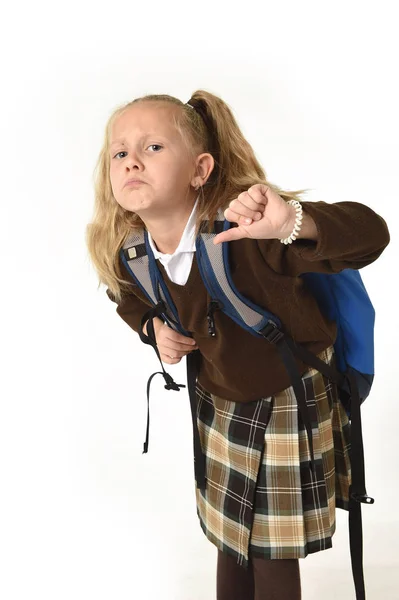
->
xmin=85 ymin=89 xmax=310 ymax=304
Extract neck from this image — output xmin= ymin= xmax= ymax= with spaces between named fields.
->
xmin=145 ymin=199 xmax=196 ymax=255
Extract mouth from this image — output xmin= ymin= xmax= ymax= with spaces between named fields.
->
xmin=125 ymin=180 xmax=145 ymax=187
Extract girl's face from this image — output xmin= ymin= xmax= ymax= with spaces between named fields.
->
xmin=109 ymin=103 xmax=200 ymax=218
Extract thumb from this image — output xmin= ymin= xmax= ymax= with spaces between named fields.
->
xmin=213 ymin=227 xmax=246 ymax=245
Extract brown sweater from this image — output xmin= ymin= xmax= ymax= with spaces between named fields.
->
xmin=106 ymin=200 xmax=390 ymax=403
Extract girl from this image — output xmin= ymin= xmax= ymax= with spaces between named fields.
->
xmin=86 ymin=90 xmax=390 ymax=600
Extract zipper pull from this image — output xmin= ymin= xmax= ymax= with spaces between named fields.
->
xmin=207 ymin=300 xmax=220 ymax=337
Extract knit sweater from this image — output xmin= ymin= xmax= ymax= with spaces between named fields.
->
xmin=106 ymin=199 xmax=390 ymax=403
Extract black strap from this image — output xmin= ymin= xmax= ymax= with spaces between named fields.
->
xmin=283 ymin=339 xmax=375 ymax=599
xmin=140 ymin=319 xmax=206 ymax=490
xmin=274 ymin=336 xmax=317 ymax=475
xmin=186 ymin=349 xmax=207 ymax=490
xmin=140 ymin=309 xmax=206 ymax=489
xmin=259 ymin=322 xmax=374 ymax=599
xmin=346 ymin=371 xmax=374 ymax=600
xmin=260 ymin=324 xmax=324 ymax=476
xmin=140 ymin=304 xmax=186 ymax=455
xmin=284 ymin=336 xmax=346 ymax=388
xmin=281 ymin=343 xmax=374 ymax=600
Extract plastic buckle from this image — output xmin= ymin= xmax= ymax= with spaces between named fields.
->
xmin=163 ymin=372 xmax=185 ymax=391
xmin=350 ymin=492 xmax=375 ymax=504
xmin=260 ymin=321 xmax=285 ymax=344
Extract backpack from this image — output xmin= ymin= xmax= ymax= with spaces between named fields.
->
xmin=120 ymin=207 xmax=375 ymax=600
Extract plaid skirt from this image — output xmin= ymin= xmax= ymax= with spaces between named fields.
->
xmin=194 ymin=345 xmax=352 ymax=568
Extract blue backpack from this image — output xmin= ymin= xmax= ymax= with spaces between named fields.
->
xmin=120 ymin=209 xmax=375 ymax=600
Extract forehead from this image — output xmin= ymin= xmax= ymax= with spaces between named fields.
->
xmin=110 ymin=104 xmax=177 ymax=146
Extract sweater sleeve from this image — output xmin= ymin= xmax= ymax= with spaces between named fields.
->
xmin=106 ymin=287 xmax=152 ymax=334
xmin=256 ymin=200 xmax=390 ymax=276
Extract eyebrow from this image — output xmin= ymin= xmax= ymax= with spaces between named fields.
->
xmin=110 ymin=134 xmax=170 ymax=148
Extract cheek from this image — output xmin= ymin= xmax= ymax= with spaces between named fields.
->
xmin=162 ymin=165 xmax=186 ymax=187
xmin=110 ymin=180 xmax=119 ymax=200
xmin=109 ymin=167 xmax=125 ymax=196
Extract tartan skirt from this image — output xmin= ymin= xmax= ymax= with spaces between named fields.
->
xmin=194 ymin=345 xmax=352 ymax=568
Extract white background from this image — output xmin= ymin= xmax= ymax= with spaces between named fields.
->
xmin=1 ymin=0 xmax=398 ymax=598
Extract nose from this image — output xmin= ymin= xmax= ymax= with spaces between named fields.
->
xmin=123 ymin=148 xmax=145 ymax=171
xmin=126 ymin=156 xmax=144 ymax=171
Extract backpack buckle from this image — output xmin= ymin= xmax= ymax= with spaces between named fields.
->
xmin=259 ymin=321 xmax=285 ymax=344
xmin=350 ymin=491 xmax=375 ymax=504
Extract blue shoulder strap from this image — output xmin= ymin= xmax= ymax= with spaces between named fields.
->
xmin=196 ymin=211 xmax=282 ymax=335
xmin=120 ymin=227 xmax=190 ymax=336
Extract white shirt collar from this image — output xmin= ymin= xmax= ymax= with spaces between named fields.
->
xmin=147 ymin=194 xmax=199 ymax=260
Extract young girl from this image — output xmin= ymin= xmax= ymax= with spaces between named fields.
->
xmin=86 ymin=90 xmax=390 ymax=600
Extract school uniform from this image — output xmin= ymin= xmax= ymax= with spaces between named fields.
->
xmin=106 ymin=197 xmax=389 ymax=570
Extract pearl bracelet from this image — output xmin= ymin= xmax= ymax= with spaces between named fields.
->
xmin=279 ymin=200 xmax=303 ymax=244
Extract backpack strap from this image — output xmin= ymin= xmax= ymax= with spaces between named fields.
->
xmin=197 ymin=210 xmax=282 ymax=335
xmin=346 ymin=371 xmax=375 ymax=600
xmin=120 ymin=229 xmax=207 ymax=489
xmin=121 ymin=228 xmax=188 ymax=335
xmin=197 ymin=211 xmax=327 ymax=475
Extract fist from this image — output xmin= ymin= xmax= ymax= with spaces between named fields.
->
xmin=213 ymin=184 xmax=296 ymax=245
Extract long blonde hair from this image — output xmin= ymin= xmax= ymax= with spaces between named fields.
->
xmin=85 ymin=90 xmax=311 ymax=304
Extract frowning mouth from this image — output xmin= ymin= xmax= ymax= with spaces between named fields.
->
xmin=125 ymin=180 xmax=146 ymax=187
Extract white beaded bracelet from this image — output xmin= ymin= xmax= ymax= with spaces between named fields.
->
xmin=279 ymin=200 xmax=303 ymax=244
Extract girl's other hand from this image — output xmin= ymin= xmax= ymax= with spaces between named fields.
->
xmin=143 ymin=317 xmax=199 ymax=364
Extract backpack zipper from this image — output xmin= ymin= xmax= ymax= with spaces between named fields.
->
xmin=198 ymin=241 xmax=223 ymax=337
xmin=207 ymin=300 xmax=221 ymax=337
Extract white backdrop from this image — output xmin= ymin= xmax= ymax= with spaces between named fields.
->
xmin=1 ymin=1 xmax=398 ymax=598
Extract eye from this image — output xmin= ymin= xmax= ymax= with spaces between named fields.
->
xmin=113 ymin=151 xmax=127 ymax=159
xmin=113 ymin=145 xmax=163 ymax=159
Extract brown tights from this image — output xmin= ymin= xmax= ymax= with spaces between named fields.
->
xmin=216 ymin=549 xmax=301 ymax=600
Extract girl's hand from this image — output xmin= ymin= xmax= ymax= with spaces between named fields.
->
xmin=143 ymin=317 xmax=199 ymax=364
xmin=213 ymin=184 xmax=296 ymax=245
